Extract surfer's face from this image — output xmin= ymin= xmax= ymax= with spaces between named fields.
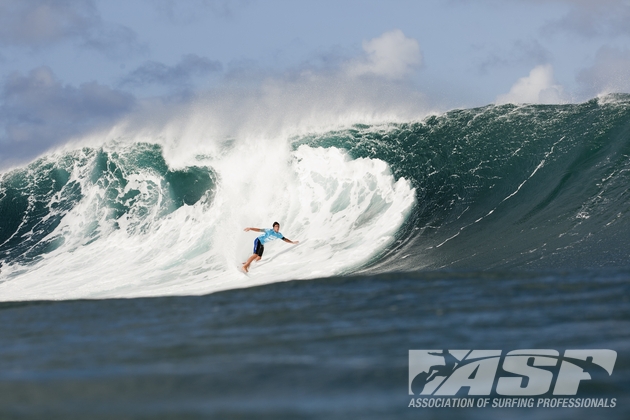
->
xmin=273 ymin=225 xmax=280 ymax=232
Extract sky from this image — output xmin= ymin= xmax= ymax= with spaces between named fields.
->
xmin=1 ymin=0 xmax=629 ymax=168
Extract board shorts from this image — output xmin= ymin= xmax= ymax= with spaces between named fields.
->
xmin=253 ymin=238 xmax=264 ymax=257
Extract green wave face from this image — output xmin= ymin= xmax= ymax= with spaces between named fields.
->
xmin=296 ymin=95 xmax=630 ymax=270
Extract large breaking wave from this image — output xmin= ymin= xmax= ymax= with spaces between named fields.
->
xmin=1 ymin=94 xmax=630 ymax=300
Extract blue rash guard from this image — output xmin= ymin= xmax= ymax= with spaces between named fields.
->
xmin=257 ymin=228 xmax=285 ymax=244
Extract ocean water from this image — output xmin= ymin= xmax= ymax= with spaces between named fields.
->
xmin=1 ymin=95 xmax=629 ymax=418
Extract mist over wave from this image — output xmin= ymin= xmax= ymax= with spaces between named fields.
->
xmin=1 ymin=93 xmax=630 ymax=301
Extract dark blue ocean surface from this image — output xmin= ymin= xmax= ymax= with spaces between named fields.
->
xmin=0 ymin=270 xmax=628 ymax=419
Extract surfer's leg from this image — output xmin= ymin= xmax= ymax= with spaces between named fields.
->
xmin=242 ymin=254 xmax=256 ymax=272
xmin=242 ymin=254 xmax=261 ymax=272
xmin=243 ymin=239 xmax=264 ymax=272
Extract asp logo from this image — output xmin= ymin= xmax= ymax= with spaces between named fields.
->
xmin=409 ymin=349 xmax=617 ymax=396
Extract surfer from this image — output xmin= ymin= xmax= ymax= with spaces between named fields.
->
xmin=242 ymin=222 xmax=299 ymax=273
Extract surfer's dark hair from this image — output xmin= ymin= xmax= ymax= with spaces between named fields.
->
xmin=273 ymin=221 xmax=280 ymax=227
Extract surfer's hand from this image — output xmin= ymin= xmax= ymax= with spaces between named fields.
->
xmin=294 ymin=241 xmax=299 ymax=244
xmin=244 ymin=227 xmax=250 ymax=232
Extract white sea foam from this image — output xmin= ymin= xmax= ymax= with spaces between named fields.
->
xmin=0 ymin=135 xmax=415 ymax=301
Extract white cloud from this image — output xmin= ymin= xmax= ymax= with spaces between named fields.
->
xmin=346 ymin=30 xmax=422 ymax=80
xmin=495 ymin=64 xmax=567 ymax=105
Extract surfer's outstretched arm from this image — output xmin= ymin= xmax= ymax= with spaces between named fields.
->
xmin=282 ymin=237 xmax=299 ymax=245
xmin=244 ymin=227 xmax=263 ymax=232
